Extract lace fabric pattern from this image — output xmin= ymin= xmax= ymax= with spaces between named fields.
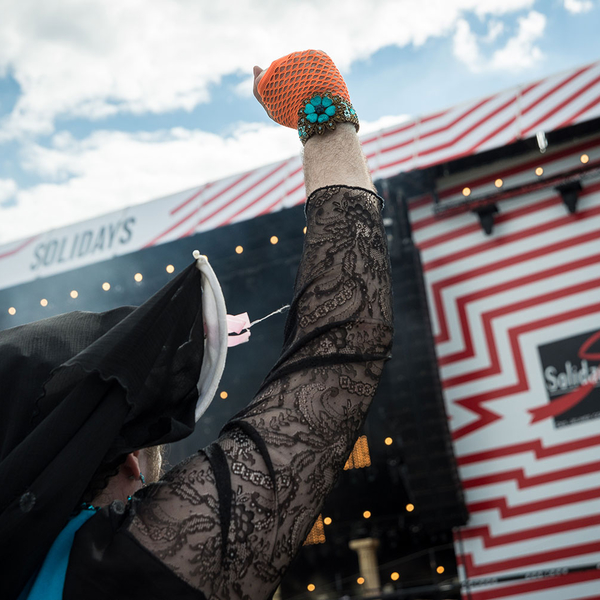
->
xmin=128 ymin=185 xmax=393 ymax=600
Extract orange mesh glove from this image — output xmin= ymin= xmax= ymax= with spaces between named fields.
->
xmin=257 ymin=49 xmax=359 ymax=143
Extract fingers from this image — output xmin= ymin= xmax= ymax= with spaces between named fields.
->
xmin=253 ymin=65 xmax=265 ymax=104
xmin=253 ymin=65 xmax=273 ymax=120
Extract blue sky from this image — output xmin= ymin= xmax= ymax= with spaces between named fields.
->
xmin=0 ymin=0 xmax=599 ymax=244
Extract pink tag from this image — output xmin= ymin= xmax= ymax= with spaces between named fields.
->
xmin=227 ymin=313 xmax=251 ymax=347
xmin=228 ymin=330 xmax=251 ymax=347
xmin=227 ymin=312 xmax=250 ymax=334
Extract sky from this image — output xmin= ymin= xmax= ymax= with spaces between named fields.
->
xmin=0 ymin=0 xmax=599 ymax=244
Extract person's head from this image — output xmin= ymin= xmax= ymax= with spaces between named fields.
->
xmin=82 ymin=445 xmax=164 ymax=508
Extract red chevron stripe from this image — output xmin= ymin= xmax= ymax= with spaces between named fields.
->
xmin=199 ymin=161 xmax=289 ymax=226
xmin=463 ymin=569 xmax=600 ymax=600
xmin=459 ymin=541 xmax=600 ymax=577
xmin=222 ymin=162 xmax=292 ymax=226
xmin=147 ymin=172 xmax=252 ymax=244
xmin=199 ymin=171 xmax=254 ymax=211
xmin=462 ymin=460 xmax=600 ymax=490
xmin=460 ymin=514 xmax=600 ymax=548
xmin=361 ymin=108 xmax=450 ymax=146
xmin=366 ymin=96 xmax=498 ymax=161
xmin=557 ymin=92 xmax=600 ymax=130
xmin=452 ymin=301 xmax=600 ymax=439
xmin=520 ymin=64 xmax=595 ymax=118
xmin=408 ymin=97 xmax=516 ymax=164
xmin=423 ymin=176 xmax=600 ymax=252
xmin=467 ymin=485 xmax=600 ymax=517
xmin=423 ymin=195 xmax=600 ymax=273
xmin=143 ymin=203 xmax=203 ymax=249
xmin=458 ymin=434 xmax=600 ymax=466
xmin=432 ymin=227 xmax=600 ymax=345
xmin=0 ymin=236 xmax=39 ymax=260
xmin=258 ymin=182 xmax=306 ymax=219
xmin=438 ymin=250 xmax=600 ymax=366
xmin=443 ymin=277 xmax=600 ymax=389
xmin=409 ymin=194 xmax=432 ymax=210
xmin=370 ymin=96 xmax=523 ymax=173
xmin=418 ymin=195 xmax=562 ymax=250
xmin=522 ymin=73 xmax=600 ymax=138
xmin=375 ymin=105 xmax=600 ymax=185
xmin=170 ymin=181 xmax=212 ymax=216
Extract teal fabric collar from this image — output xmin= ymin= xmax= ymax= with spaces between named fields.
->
xmin=18 ymin=510 xmax=96 ymax=600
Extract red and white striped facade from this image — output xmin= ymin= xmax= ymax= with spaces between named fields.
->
xmin=409 ymin=133 xmax=600 ymax=599
xmin=1 ymin=60 xmax=600 ymax=290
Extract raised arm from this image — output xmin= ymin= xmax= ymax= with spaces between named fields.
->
xmin=127 ymin=53 xmax=393 ymax=600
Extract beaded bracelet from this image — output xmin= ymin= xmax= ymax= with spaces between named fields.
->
xmin=298 ymin=92 xmax=359 ymax=145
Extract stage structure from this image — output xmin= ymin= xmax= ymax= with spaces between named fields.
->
xmin=2 ymin=61 xmax=600 ymax=600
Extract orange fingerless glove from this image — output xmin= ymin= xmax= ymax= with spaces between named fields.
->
xmin=258 ymin=49 xmax=359 ymax=144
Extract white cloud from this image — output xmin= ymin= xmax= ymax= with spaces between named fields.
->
xmin=0 ymin=123 xmax=300 ymax=243
xmin=490 ymin=11 xmax=546 ymax=70
xmin=453 ymin=10 xmax=546 ymax=73
xmin=0 ymin=0 xmax=536 ymax=139
xmin=564 ymin=0 xmax=594 ymax=13
xmin=0 ymin=178 xmax=17 ymax=204
xmin=453 ymin=19 xmax=483 ymax=72
xmin=0 ymin=112 xmax=412 ymax=243
xmin=485 ymin=20 xmax=505 ymax=43
xmin=360 ymin=114 xmax=411 ymax=135
xmin=234 ymin=75 xmax=256 ymax=99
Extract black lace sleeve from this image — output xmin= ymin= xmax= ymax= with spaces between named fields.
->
xmin=128 ymin=185 xmax=393 ymax=600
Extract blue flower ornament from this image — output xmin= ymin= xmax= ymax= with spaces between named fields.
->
xmin=297 ymin=92 xmax=359 ymax=145
xmin=304 ymin=95 xmax=337 ymax=123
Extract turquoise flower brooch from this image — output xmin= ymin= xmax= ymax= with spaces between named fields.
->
xmin=297 ymin=93 xmax=359 ymax=144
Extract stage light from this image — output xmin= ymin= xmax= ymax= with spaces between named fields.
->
xmin=406 ymin=504 xmax=415 ymax=512
xmin=307 ymin=584 xmax=315 ymax=592
xmin=581 ymin=154 xmax=590 ymax=164
xmin=357 ymin=578 xmax=365 ymax=585
xmin=8 ymin=307 xmax=16 ymax=315
xmin=323 ymin=517 xmax=332 ymax=525
xmin=535 ymin=167 xmax=544 ymax=176
xmin=70 ymin=290 xmax=78 ymax=299
xmin=494 ymin=179 xmax=503 ymax=188
xmin=462 ymin=187 xmax=471 ymax=197
xmin=391 ymin=572 xmax=400 ymax=581
xmin=437 ymin=566 xmax=445 ymax=574
xmin=384 ymin=437 xmax=393 ymax=446
xmin=235 ymin=246 xmax=244 ymax=254
xmin=40 ymin=299 xmax=48 ymax=307
xmin=557 ymin=181 xmax=583 ymax=214
xmin=102 ymin=282 xmax=110 ymax=291
xmin=134 ymin=273 xmax=143 ymax=282
xmin=303 ymin=226 xmax=307 ymax=234
xmin=166 ymin=264 xmax=175 ymax=273
xmin=270 ymin=236 xmax=279 ymax=245
xmin=220 ymin=391 xmax=228 ymax=399
xmin=363 ymin=511 xmax=371 ymax=519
